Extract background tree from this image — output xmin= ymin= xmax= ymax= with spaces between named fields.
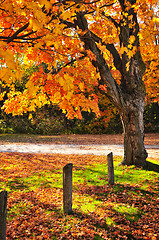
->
xmin=0 ymin=0 xmax=159 ymax=166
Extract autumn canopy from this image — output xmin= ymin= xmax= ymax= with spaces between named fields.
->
xmin=0 ymin=0 xmax=158 ymax=166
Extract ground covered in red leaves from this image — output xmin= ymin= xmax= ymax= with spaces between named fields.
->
xmin=0 ymin=150 xmax=158 ymax=240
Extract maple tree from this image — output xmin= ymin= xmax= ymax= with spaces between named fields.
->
xmin=0 ymin=0 xmax=159 ymax=166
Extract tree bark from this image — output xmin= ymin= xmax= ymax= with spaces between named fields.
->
xmin=119 ymin=96 xmax=148 ymax=167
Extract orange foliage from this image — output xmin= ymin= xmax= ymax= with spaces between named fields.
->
xmin=0 ymin=0 xmax=158 ymax=117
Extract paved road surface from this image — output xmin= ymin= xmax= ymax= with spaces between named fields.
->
xmin=0 ymin=143 xmax=158 ymax=158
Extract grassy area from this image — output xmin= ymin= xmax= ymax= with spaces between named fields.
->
xmin=0 ymin=153 xmax=158 ymax=239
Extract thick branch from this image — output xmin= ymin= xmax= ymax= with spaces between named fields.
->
xmin=74 ymin=13 xmax=123 ymax=107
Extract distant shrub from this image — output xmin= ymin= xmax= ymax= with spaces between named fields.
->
xmin=144 ymin=103 xmax=159 ymax=133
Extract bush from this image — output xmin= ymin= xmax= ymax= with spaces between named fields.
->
xmin=0 ymin=103 xmax=158 ymax=135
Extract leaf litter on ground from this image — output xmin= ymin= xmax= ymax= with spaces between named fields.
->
xmin=0 ymin=152 xmax=158 ymax=239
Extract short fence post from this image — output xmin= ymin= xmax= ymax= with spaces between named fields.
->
xmin=0 ymin=190 xmax=7 ymax=240
xmin=63 ymin=163 xmax=73 ymax=214
xmin=107 ymin=152 xmax=114 ymax=185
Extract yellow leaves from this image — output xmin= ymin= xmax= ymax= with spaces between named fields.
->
xmin=37 ymin=93 xmax=48 ymax=104
xmin=86 ymin=50 xmax=96 ymax=61
xmin=126 ymin=62 xmax=130 ymax=71
xmin=38 ymin=0 xmax=52 ymax=11
xmin=120 ymin=36 xmax=138 ymax=71
xmin=54 ymin=41 xmax=59 ymax=49
xmin=56 ymin=73 xmax=74 ymax=93
xmin=52 ymin=92 xmax=61 ymax=103
xmin=26 ymin=1 xmax=49 ymax=32
xmin=15 ymin=69 xmax=23 ymax=81
xmin=53 ymin=23 xmax=66 ymax=36
xmin=154 ymin=17 xmax=159 ymax=23
xmin=0 ymin=0 xmax=158 ymax=119
xmin=0 ymin=49 xmax=16 ymax=69
xmin=0 ymin=67 xmax=23 ymax=85
xmin=127 ymin=46 xmax=137 ymax=59
xmin=64 ymin=73 xmax=74 ymax=84
xmin=79 ymin=82 xmax=85 ymax=92
xmin=43 ymin=33 xmax=53 ymax=41
xmin=25 ymin=82 xmax=39 ymax=96
xmin=28 ymin=113 xmax=33 ymax=120
xmin=121 ymin=12 xmax=129 ymax=18
xmin=3 ymin=88 xmax=49 ymax=115
xmin=2 ymin=91 xmax=27 ymax=115
xmin=34 ymin=41 xmax=43 ymax=50
xmin=132 ymin=3 xmax=139 ymax=12
xmin=120 ymin=46 xmax=127 ymax=54
xmin=29 ymin=18 xmax=40 ymax=32
xmin=46 ymin=40 xmax=53 ymax=47
xmin=66 ymin=91 xmax=73 ymax=100
xmin=121 ymin=35 xmax=137 ymax=60
xmin=0 ymin=68 xmax=12 ymax=84
xmin=129 ymin=35 xmax=136 ymax=44
xmin=99 ymin=84 xmax=107 ymax=92
xmin=61 ymin=11 xmax=72 ymax=21
xmin=97 ymin=42 xmax=107 ymax=53
xmin=0 ymin=92 xmax=6 ymax=101
xmin=58 ymin=76 xmax=65 ymax=86
xmin=76 ymin=28 xmax=88 ymax=36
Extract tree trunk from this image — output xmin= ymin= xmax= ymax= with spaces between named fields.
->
xmin=119 ymin=97 xmax=148 ymax=167
xmin=74 ymin=9 xmax=148 ymax=167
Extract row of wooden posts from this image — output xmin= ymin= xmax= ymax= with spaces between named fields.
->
xmin=0 ymin=152 xmax=114 ymax=240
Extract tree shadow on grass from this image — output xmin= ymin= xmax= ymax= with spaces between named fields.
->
xmin=144 ymin=161 xmax=159 ymax=173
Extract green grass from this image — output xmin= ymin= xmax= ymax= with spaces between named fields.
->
xmin=74 ymin=158 xmax=158 ymax=190
xmin=71 ymin=158 xmax=158 ymax=217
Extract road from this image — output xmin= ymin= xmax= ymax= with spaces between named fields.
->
xmin=0 ymin=143 xmax=158 ymax=158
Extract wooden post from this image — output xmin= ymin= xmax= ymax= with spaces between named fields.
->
xmin=0 ymin=191 xmax=7 ymax=240
xmin=107 ymin=152 xmax=114 ymax=185
xmin=63 ymin=163 xmax=73 ymax=214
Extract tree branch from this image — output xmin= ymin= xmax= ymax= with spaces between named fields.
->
xmin=90 ymin=31 xmax=122 ymax=73
xmin=50 ymin=53 xmax=87 ymax=75
xmin=7 ymin=23 xmax=30 ymax=43
xmin=74 ymin=13 xmax=123 ymax=107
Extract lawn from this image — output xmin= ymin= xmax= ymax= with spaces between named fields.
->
xmin=0 ymin=152 xmax=158 ymax=239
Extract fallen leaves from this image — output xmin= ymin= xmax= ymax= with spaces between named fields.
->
xmin=0 ymin=152 xmax=158 ymax=239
